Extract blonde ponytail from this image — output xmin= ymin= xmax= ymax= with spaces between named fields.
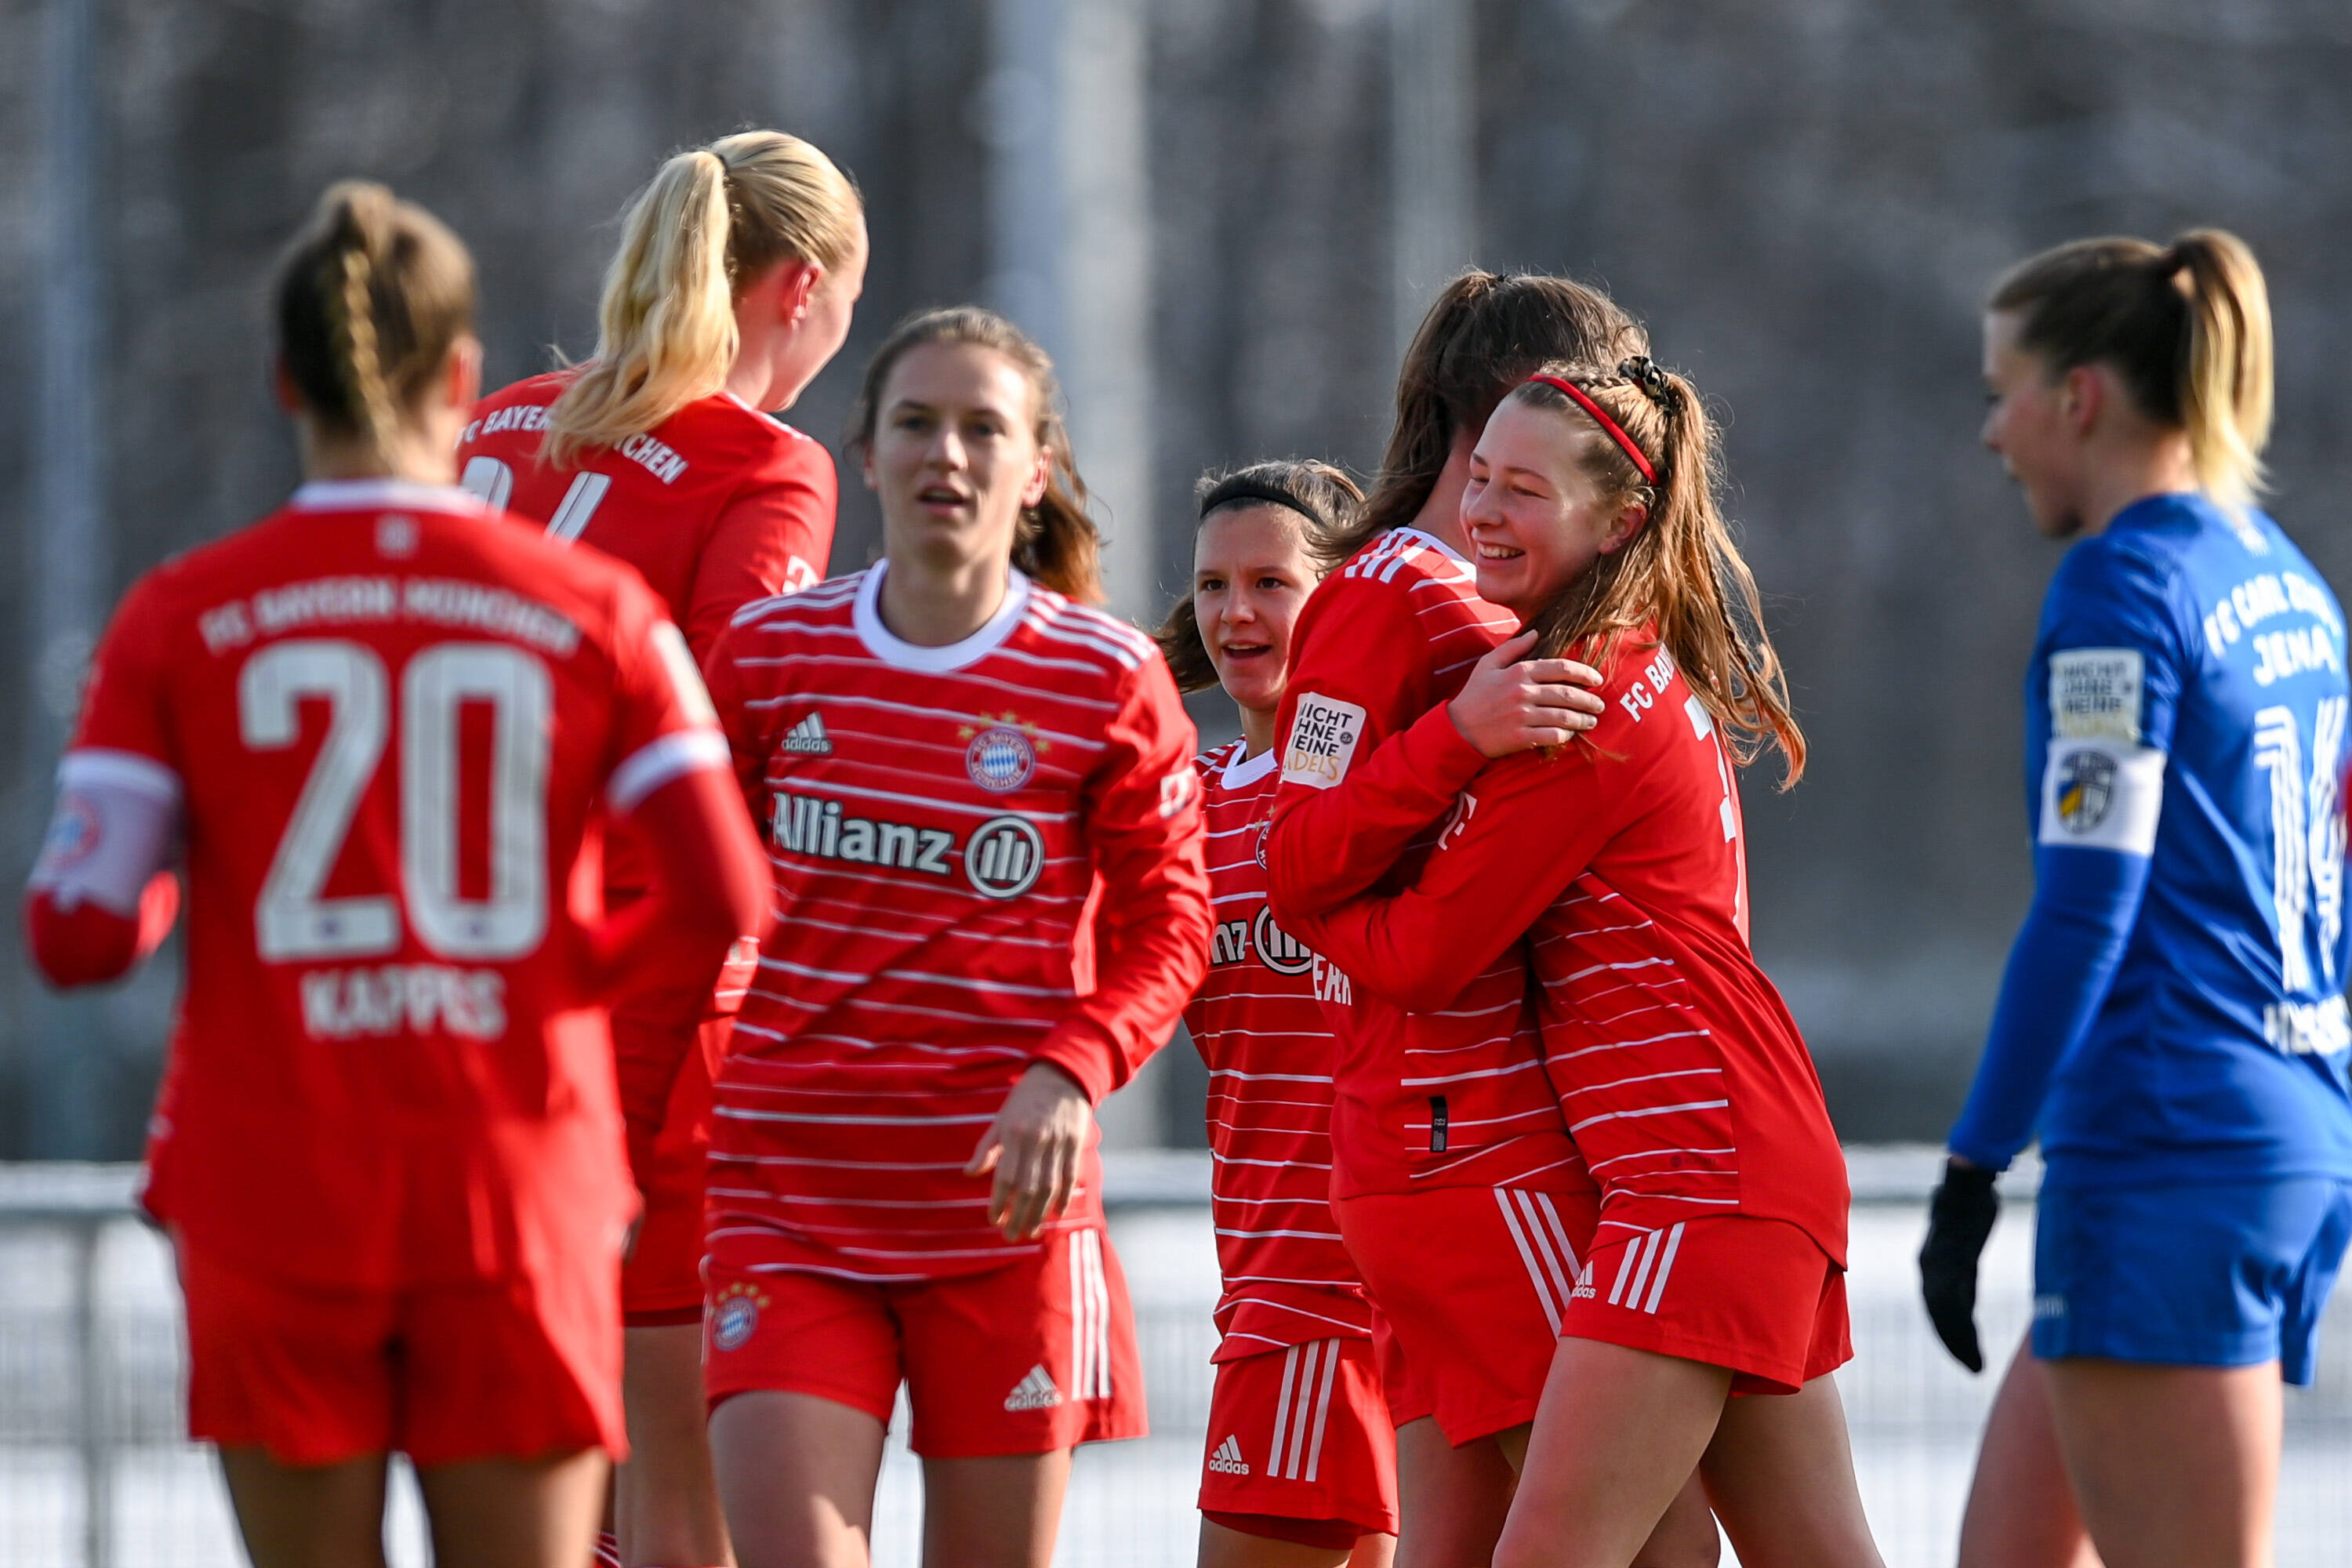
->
xmin=1990 ymin=227 xmax=2276 ymax=514
xmin=274 ymin=180 xmax=474 ymax=450
xmin=547 ymin=131 xmax=863 ymax=466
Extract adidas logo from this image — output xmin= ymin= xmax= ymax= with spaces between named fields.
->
xmin=1003 ymin=1364 xmax=1064 ymax=1412
xmin=1207 ymin=1435 xmax=1250 ymax=1475
xmin=1570 ymin=1262 xmax=1596 ymax=1300
xmin=782 ymin=711 xmax=832 ymax=756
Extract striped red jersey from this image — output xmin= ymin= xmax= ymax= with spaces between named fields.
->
xmin=1266 ymin=528 xmax=1589 ymax=1202
xmin=700 ymin=566 xmax=1213 ymax=1282
xmin=1290 ymin=630 xmax=1849 ymax=1265
xmin=65 ymin=480 xmax=727 ymax=1290
xmin=1186 ymin=741 xmax=1373 ymax=1359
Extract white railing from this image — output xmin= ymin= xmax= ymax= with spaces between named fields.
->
xmin=3 ymin=1152 xmax=2347 ymax=1567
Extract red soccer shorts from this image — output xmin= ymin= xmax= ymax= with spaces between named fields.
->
xmin=615 ymin=1012 xmax=728 ymax=1326
xmin=702 ymin=1225 xmax=1146 ymax=1457
xmin=1370 ymin=1307 xmax=1433 ymax=1428
xmin=1198 ymin=1338 xmax=1398 ymax=1541
xmin=1334 ymin=1183 xmax=1599 ymax=1444
xmin=178 ymin=1240 xmax=624 ymax=1468
xmin=1563 ymin=1214 xmax=1851 ymax=1395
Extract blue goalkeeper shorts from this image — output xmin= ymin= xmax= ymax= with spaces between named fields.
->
xmin=2031 ymin=1174 xmax=2352 ymax=1385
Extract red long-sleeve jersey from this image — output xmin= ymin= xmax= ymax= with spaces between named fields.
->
xmin=1266 ymin=528 xmax=1589 ymax=1201
xmin=1287 ymin=631 xmax=1849 ymax=1264
xmin=700 ymin=565 xmax=1213 ymax=1282
xmin=458 ymin=372 xmax=836 ymax=1102
xmin=33 ymin=479 xmax=740 ymax=1291
xmin=1186 ymin=742 xmax=1374 ymax=1359
xmin=458 ymin=372 xmax=837 ymax=665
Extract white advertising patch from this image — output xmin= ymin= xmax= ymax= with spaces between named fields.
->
xmin=1281 ymin=693 xmax=1366 ymax=792
xmin=2049 ymin=648 xmax=2143 ymax=743
xmin=2038 ymin=738 xmax=2165 ymax=857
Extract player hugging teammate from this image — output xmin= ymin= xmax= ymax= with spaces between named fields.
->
xmin=34 ymin=135 xmax=2341 ymax=1568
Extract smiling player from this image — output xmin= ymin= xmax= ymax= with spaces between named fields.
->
xmin=1156 ymin=461 xmax=1398 ymax=1568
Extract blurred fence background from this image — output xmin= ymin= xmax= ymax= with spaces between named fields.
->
xmin=7 ymin=0 xmax=2352 ymax=1156
xmin=5 ymin=1151 xmax=2351 ymax=1568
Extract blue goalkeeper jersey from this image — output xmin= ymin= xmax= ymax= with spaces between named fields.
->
xmin=1948 ymin=492 xmax=2352 ymax=1185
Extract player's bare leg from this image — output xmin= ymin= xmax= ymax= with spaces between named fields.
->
xmin=1959 ymin=1335 xmax=2101 ymax=1568
xmin=1697 ymin=1374 xmax=1881 ymax=1568
xmin=1392 ymin=1417 xmax=1512 ymax=1568
xmin=710 ymin=1391 xmax=887 ymax=1568
xmin=619 ymin=1322 xmax=734 ymax=1565
xmin=416 ymin=1449 xmax=609 ymax=1568
xmin=917 ymin=1450 xmax=1074 ymax=1568
xmin=1199 ymin=1517 xmax=1396 ymax=1567
xmin=216 ymin=1448 xmax=390 ymax=1568
xmin=1497 ymin=1421 xmax=1720 ymax=1567
xmin=2042 ymin=1358 xmax=2279 ymax=1568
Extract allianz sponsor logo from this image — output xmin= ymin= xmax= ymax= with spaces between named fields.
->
xmin=1206 ymin=906 xmax=1352 ymax=1001
xmin=768 ymin=791 xmax=1045 ymax=900
xmin=2264 ymin=995 xmax=2351 ymax=1057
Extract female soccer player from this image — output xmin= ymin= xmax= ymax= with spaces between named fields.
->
xmin=1264 ymin=274 xmax=1715 ymax=1568
xmin=1282 ymin=358 xmax=1882 ymax=1568
xmin=456 ymin=129 xmax=865 ymax=1568
xmin=1922 ymin=231 xmax=2352 ymax=1568
xmin=21 ymin=183 xmax=766 ymax=1568
xmin=1156 ymin=461 xmax=1398 ymax=1568
xmin=696 ymin=307 xmax=1213 ymax=1568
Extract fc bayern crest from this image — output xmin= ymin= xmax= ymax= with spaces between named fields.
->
xmin=1254 ymin=818 xmax=1271 ymax=869
xmin=967 ymin=725 xmax=1036 ymax=793
xmin=711 ymin=1284 xmax=767 ymax=1352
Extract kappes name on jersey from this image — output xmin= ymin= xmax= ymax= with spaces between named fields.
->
xmin=299 ymin=963 xmax=506 ymax=1042
xmin=768 ymin=792 xmax=1047 ymax=899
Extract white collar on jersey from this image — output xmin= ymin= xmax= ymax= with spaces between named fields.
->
xmin=289 ymin=478 xmax=487 ymax=515
xmin=1389 ymin=524 xmax=1473 ymax=568
xmin=1221 ymin=744 xmax=1278 ymax=789
xmin=853 ymin=560 xmax=1033 ymax=673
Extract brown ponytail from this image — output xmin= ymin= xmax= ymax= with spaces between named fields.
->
xmin=1333 ymin=270 xmax=1649 ymax=559
xmin=1510 ymin=359 xmax=1806 ymax=787
xmin=1154 ymin=459 xmax=1363 ymax=694
xmin=1989 ymin=228 xmax=2274 ymax=513
xmin=275 ymin=180 xmax=474 ymax=457
xmin=848 ymin=307 xmax=1105 ymax=604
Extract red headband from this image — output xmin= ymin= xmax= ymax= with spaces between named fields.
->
xmin=1523 ymin=374 xmax=1657 ymax=485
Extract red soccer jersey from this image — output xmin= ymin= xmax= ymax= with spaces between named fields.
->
xmin=70 ymin=479 xmax=728 ymax=1290
xmin=1185 ymin=741 xmax=1373 ymax=1360
xmin=1288 ymin=631 xmax=1849 ymax=1265
xmin=1265 ymin=528 xmax=1588 ymax=1201
xmin=700 ymin=565 xmax=1214 ymax=1283
xmin=458 ymin=372 xmax=837 ymax=662
xmin=459 ymin=372 xmax=835 ymax=1014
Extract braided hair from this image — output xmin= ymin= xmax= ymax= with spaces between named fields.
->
xmin=274 ymin=181 xmax=474 ymax=460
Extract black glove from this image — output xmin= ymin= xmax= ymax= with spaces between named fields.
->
xmin=1918 ymin=1157 xmax=2000 ymax=1373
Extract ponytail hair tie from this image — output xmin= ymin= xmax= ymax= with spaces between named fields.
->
xmin=1619 ymin=355 xmax=1681 ymax=412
